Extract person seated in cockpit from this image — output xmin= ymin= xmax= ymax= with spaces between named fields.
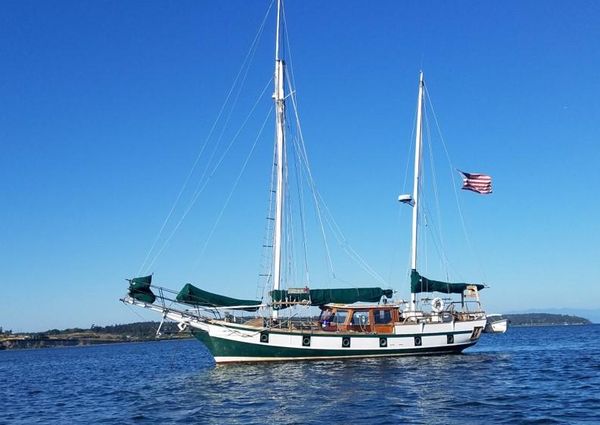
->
xmin=318 ymin=308 xmax=335 ymax=330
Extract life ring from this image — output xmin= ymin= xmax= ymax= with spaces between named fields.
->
xmin=431 ymin=297 xmax=444 ymax=313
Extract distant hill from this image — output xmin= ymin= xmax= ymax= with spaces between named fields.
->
xmin=507 ymin=308 xmax=600 ymax=324
xmin=502 ymin=313 xmax=591 ymax=326
xmin=37 ymin=321 xmax=187 ymax=338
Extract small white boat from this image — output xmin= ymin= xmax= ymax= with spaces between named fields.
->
xmin=484 ymin=314 xmax=508 ymax=333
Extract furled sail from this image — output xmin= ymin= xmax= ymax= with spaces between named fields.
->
xmin=270 ymin=287 xmax=393 ymax=309
xmin=176 ymin=283 xmax=262 ymax=311
xmin=410 ymin=270 xmax=484 ymax=294
xmin=128 ymin=275 xmax=156 ymax=303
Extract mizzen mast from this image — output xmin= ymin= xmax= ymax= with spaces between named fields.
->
xmin=409 ymin=71 xmax=424 ymax=311
xmin=272 ymin=0 xmax=286 ymax=319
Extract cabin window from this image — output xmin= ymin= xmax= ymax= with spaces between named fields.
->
xmin=334 ymin=310 xmax=348 ymax=325
xmin=374 ymin=310 xmax=392 ymax=324
xmin=352 ymin=311 xmax=370 ymax=326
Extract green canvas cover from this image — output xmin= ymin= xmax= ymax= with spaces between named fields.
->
xmin=270 ymin=287 xmax=393 ymax=309
xmin=410 ymin=270 xmax=484 ymax=294
xmin=175 ymin=283 xmax=262 ymax=311
xmin=128 ymin=275 xmax=156 ymax=304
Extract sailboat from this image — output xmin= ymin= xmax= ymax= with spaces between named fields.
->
xmin=122 ymin=0 xmax=488 ymax=363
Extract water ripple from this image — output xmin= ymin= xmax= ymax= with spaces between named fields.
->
xmin=1 ymin=326 xmax=599 ymax=424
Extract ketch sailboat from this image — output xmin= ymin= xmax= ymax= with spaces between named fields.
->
xmin=122 ymin=0 xmax=488 ymax=363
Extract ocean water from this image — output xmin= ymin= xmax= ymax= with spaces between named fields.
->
xmin=1 ymin=325 xmax=599 ymax=424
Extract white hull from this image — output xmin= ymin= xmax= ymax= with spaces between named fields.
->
xmin=197 ymin=319 xmax=486 ymax=363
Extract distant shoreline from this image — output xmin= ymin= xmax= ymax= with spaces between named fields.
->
xmin=1 ymin=315 xmax=594 ymax=351
xmin=501 ymin=313 xmax=591 ymax=327
xmin=506 ymin=323 xmax=594 ymax=328
xmin=0 ymin=321 xmax=192 ymax=351
xmin=0 ymin=334 xmax=193 ymax=351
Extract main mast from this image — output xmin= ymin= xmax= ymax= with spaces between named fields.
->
xmin=272 ymin=0 xmax=285 ymax=320
xmin=410 ymin=71 xmax=424 ymax=311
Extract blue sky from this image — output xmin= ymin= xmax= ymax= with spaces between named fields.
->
xmin=1 ymin=0 xmax=599 ymax=332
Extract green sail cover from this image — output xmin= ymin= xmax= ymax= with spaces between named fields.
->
xmin=176 ymin=283 xmax=262 ymax=311
xmin=410 ymin=270 xmax=485 ymax=294
xmin=270 ymin=287 xmax=393 ymax=309
xmin=128 ymin=275 xmax=156 ymax=304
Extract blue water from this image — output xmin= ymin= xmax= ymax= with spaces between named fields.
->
xmin=1 ymin=325 xmax=599 ymax=424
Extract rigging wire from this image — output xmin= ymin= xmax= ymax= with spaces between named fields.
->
xmin=423 ymin=108 xmax=451 ymax=280
xmin=285 ymin=68 xmax=388 ymax=286
xmin=286 ymin=82 xmax=336 ymax=282
xmin=137 ymin=2 xmax=275 ymax=275
xmin=143 ymin=77 xmax=274 ymax=272
xmin=193 ymin=106 xmax=274 ymax=267
xmin=282 ymin=4 xmax=386 ymax=287
xmin=281 ymin=7 xmax=314 ymax=287
xmin=315 ymin=190 xmax=389 ymax=286
xmin=419 ymin=138 xmax=427 ymax=276
xmin=292 ymin=132 xmax=311 ymax=286
xmin=283 ymin=134 xmax=295 ymax=291
xmin=256 ymin=134 xmax=278 ymax=300
xmin=424 ymin=86 xmax=488 ymax=283
xmin=420 ymin=198 xmax=459 ymax=279
xmin=387 ymin=98 xmax=419 ymax=288
xmin=415 ymin=86 xmax=477 ymax=284
xmin=402 ymin=100 xmax=418 ymax=276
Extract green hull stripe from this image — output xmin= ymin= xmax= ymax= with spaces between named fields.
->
xmin=193 ymin=331 xmax=475 ymax=360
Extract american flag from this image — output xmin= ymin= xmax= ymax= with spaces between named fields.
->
xmin=459 ymin=171 xmax=492 ymax=194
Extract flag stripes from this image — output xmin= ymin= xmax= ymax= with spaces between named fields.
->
xmin=459 ymin=171 xmax=492 ymax=194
